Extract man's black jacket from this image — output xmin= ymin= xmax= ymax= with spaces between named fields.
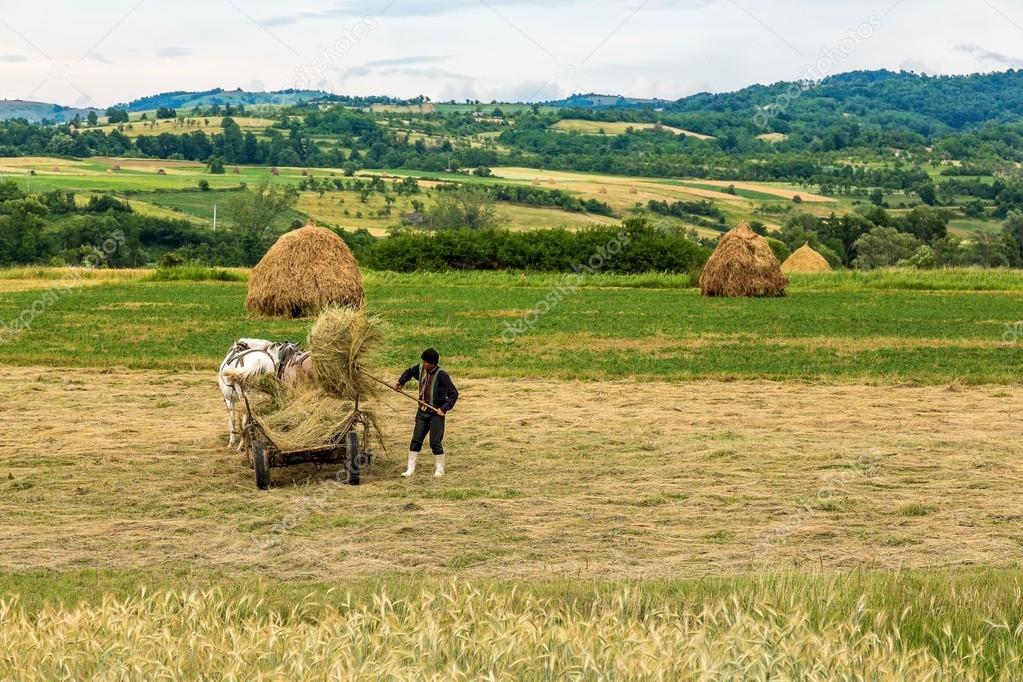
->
xmin=398 ymin=365 xmax=459 ymax=413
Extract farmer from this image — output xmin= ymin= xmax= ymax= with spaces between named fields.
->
xmin=394 ymin=348 xmax=459 ymax=478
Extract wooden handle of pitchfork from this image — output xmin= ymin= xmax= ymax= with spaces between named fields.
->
xmin=359 ymin=368 xmax=444 ymax=415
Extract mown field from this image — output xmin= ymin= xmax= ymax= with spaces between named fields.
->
xmin=3 ymin=268 xmax=1023 ymax=677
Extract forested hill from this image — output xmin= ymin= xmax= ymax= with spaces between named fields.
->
xmin=116 ymin=88 xmax=336 ymax=112
xmin=664 ymin=70 xmax=1023 ymax=134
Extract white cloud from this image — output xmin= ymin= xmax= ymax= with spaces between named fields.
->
xmin=156 ymin=46 xmax=193 ymax=58
xmin=1 ymin=0 xmax=1021 ymax=106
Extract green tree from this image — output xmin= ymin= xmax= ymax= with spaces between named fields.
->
xmin=105 ymin=107 xmax=129 ymax=123
xmin=0 ymin=198 xmax=50 ymax=265
xmin=225 ymin=177 xmax=298 ymax=241
xmin=87 ymin=111 xmax=98 ymax=126
xmin=1001 ymin=210 xmax=1023 ymax=264
xmin=852 ymin=227 xmax=921 ymax=270
xmin=427 ymin=188 xmax=505 ymax=230
xmin=207 ymin=156 xmax=226 ymax=174
xmin=916 ymin=182 xmax=937 ymax=206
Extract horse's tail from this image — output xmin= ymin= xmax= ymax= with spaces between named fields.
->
xmin=222 ymin=366 xmax=262 ymax=387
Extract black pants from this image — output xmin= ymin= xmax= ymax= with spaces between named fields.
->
xmin=409 ymin=411 xmax=445 ymax=455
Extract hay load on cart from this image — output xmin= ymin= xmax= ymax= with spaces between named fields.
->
xmin=246 ymin=222 xmax=366 ymax=318
xmin=240 ymin=307 xmax=385 ymax=489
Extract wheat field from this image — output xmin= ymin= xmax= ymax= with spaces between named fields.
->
xmin=1 ymin=583 xmax=1020 ymax=680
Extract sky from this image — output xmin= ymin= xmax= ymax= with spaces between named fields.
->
xmin=0 ymin=0 xmax=1021 ymax=107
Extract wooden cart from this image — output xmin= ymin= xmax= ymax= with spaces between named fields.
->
xmin=240 ymin=391 xmax=374 ymax=490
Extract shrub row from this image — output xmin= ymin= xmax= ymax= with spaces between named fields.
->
xmin=357 ymin=219 xmax=709 ymax=273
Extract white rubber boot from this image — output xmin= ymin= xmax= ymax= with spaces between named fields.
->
xmin=434 ymin=454 xmax=446 ymax=477
xmin=402 ymin=451 xmax=419 ymax=477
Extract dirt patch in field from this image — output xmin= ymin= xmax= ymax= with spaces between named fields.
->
xmin=2 ymin=366 xmax=1022 ymax=580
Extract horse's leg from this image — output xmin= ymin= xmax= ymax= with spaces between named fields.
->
xmin=237 ymin=411 xmax=249 ymax=453
xmin=225 ymin=397 xmax=237 ymax=448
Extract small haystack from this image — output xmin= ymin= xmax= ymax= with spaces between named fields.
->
xmin=782 ymin=243 xmax=831 ymax=274
xmin=699 ymin=222 xmax=789 ymax=297
xmin=246 ymin=223 xmax=365 ymax=318
xmin=157 ymin=168 xmax=167 ymax=175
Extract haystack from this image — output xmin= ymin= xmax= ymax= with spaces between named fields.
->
xmin=782 ymin=243 xmax=831 ymax=274
xmin=246 ymin=223 xmax=365 ymax=318
xmin=699 ymin=222 xmax=789 ymax=297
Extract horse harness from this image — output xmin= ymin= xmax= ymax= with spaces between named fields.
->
xmin=225 ymin=340 xmax=306 ymax=380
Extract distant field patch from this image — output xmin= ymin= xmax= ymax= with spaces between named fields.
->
xmin=689 ymin=179 xmax=834 ymax=203
xmin=551 ymin=119 xmax=714 ymax=140
xmin=92 ymin=116 xmax=277 ymax=139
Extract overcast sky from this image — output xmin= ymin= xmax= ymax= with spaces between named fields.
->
xmin=0 ymin=0 xmax=1020 ymax=107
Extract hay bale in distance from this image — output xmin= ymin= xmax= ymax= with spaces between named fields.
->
xmin=308 ymin=306 xmax=384 ymax=400
xmin=699 ymin=222 xmax=789 ymax=297
xmin=782 ymin=243 xmax=831 ymax=273
xmin=246 ymin=224 xmax=365 ymax=318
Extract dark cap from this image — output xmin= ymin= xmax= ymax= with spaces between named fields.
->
xmin=421 ymin=348 xmax=440 ymax=364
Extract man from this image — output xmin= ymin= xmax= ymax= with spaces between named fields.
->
xmin=394 ymin=348 xmax=459 ymax=478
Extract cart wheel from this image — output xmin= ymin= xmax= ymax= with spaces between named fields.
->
xmin=253 ymin=439 xmax=271 ymax=490
xmin=346 ymin=431 xmax=360 ymax=486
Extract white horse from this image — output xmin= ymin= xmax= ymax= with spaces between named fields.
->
xmin=218 ymin=338 xmax=311 ymax=449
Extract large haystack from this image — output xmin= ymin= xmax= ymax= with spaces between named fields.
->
xmin=782 ymin=243 xmax=831 ymax=274
xmin=246 ymin=223 xmax=365 ymax=317
xmin=699 ymin=222 xmax=789 ymax=297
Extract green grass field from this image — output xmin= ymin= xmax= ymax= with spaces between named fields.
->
xmin=2 ymin=269 xmax=1022 ymax=382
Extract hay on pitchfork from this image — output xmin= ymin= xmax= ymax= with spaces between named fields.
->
xmin=246 ymin=223 xmax=365 ymax=318
xmin=699 ymin=221 xmax=789 ymax=297
xmin=308 ymin=306 xmax=385 ymax=400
